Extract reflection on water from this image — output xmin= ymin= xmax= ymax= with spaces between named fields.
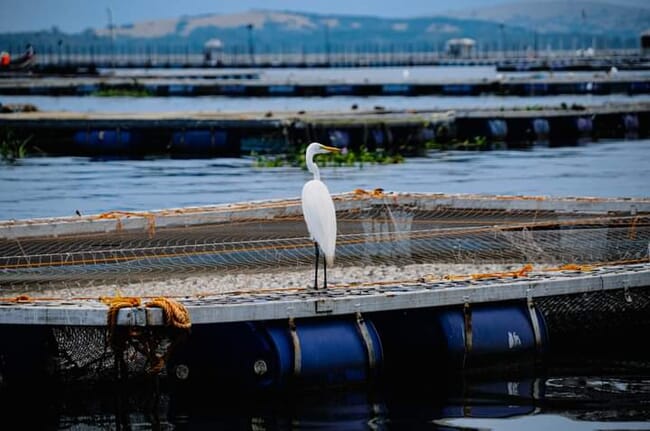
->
xmin=1 ymin=138 xmax=649 ymax=221
xmin=438 ymin=415 xmax=650 ymax=431
xmin=3 ymin=356 xmax=649 ymax=430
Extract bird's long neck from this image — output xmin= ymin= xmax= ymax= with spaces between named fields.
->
xmin=307 ymin=156 xmax=320 ymax=181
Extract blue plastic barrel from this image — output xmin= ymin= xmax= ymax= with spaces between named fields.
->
xmin=76 ymin=84 xmax=98 ymax=95
xmin=371 ymin=128 xmax=386 ymax=146
xmin=382 ymin=84 xmax=411 ymax=94
xmin=532 ymin=118 xmax=550 ymax=137
xmin=436 ymin=303 xmax=546 ymax=365
xmin=576 ymin=116 xmax=593 ymax=135
xmin=72 ymin=129 xmax=141 ymax=154
xmin=328 ymin=129 xmax=350 ymax=147
xmin=326 ymin=85 xmax=354 ymax=95
xmin=523 ymin=83 xmax=548 ymax=95
xmin=629 ymin=81 xmax=650 ymax=94
xmin=218 ymin=84 xmax=246 ymax=95
xmin=487 ymin=119 xmax=508 ymax=140
xmin=266 ymin=317 xmax=382 ymax=387
xmin=623 ymin=114 xmax=639 ymax=132
xmin=169 ymin=317 xmax=382 ymax=391
xmin=170 ymin=129 xmax=228 ymax=154
xmin=268 ymin=85 xmax=295 ymax=95
xmin=442 ymin=84 xmax=473 ymax=95
xmin=168 ymin=84 xmax=193 ymax=95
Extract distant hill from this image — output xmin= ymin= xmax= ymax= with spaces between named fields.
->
xmin=444 ymin=1 xmax=650 ymax=35
xmin=0 ymin=0 xmax=646 ymax=55
xmin=90 ymin=11 xmax=513 ymax=50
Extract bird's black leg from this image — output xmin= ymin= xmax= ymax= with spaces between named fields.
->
xmin=323 ymin=254 xmax=327 ymax=289
xmin=313 ymin=242 xmax=319 ymax=290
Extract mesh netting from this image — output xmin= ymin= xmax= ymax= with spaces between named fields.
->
xmin=0 ymin=192 xmax=648 ymax=293
xmin=0 ymin=192 xmax=648 ymax=384
xmin=536 ymin=286 xmax=650 ymax=350
xmin=50 ymin=325 xmax=178 ymax=382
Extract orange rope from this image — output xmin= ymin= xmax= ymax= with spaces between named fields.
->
xmin=353 ymin=188 xmax=385 ymax=198
xmin=442 ymin=264 xmax=534 ymax=281
xmin=146 ymin=297 xmax=191 ymax=330
xmin=548 ymin=263 xmax=595 ymax=272
xmin=144 ymin=297 xmax=191 ymax=373
xmin=100 ymin=295 xmax=142 ymax=328
xmin=629 ymin=216 xmax=639 ymax=240
xmin=97 ymin=295 xmax=190 ymax=375
xmin=13 ymin=295 xmax=32 ymax=304
xmin=94 ymin=211 xmax=157 ymax=238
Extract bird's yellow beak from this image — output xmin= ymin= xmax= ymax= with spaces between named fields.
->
xmin=321 ymin=145 xmax=340 ymax=153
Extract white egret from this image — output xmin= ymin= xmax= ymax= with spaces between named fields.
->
xmin=301 ymin=142 xmax=340 ymax=289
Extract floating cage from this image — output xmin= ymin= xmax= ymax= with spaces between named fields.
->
xmin=0 ymin=191 xmax=649 ymax=387
xmin=1 ymin=191 xmax=649 ymax=293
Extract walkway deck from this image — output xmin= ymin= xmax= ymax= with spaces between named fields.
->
xmin=0 ymin=263 xmax=648 ymax=327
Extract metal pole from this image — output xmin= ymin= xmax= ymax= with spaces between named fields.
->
xmin=324 ymin=22 xmax=331 ymax=66
xmin=107 ymin=7 xmax=115 ymax=69
xmin=499 ymin=23 xmax=505 ymax=59
xmin=246 ymin=24 xmax=255 ymax=65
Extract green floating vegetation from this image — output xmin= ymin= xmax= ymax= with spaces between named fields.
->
xmin=253 ymin=145 xmax=404 ymax=169
xmin=0 ymin=128 xmax=31 ymax=163
xmin=91 ymin=88 xmax=153 ymax=97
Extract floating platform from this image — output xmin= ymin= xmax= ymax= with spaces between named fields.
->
xmin=1 ymin=103 xmax=649 ymax=156
xmin=1 ymin=192 xmax=649 ymax=388
xmin=1 ymin=262 xmax=648 ymax=327
xmin=0 ymin=74 xmax=649 ymax=97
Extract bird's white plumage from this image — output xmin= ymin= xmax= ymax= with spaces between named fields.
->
xmin=301 ymin=142 xmax=339 ymax=268
xmin=302 ymin=179 xmax=336 ymax=266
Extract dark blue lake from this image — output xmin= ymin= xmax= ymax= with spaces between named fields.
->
xmin=2 ymin=354 xmax=649 ymax=430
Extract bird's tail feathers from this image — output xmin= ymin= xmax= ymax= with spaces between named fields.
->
xmin=325 ymin=252 xmax=335 ymax=267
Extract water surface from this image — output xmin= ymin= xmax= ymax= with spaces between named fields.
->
xmin=1 ymin=138 xmax=648 ymax=221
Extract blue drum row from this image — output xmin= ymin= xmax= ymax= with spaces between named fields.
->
xmin=168 ymin=301 xmax=547 ymax=392
xmin=20 ymin=80 xmax=650 ymax=97
xmin=67 ymin=111 xmax=645 ymax=156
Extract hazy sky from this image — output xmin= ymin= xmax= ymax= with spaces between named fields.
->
xmin=2 ymin=0 xmax=507 ymax=33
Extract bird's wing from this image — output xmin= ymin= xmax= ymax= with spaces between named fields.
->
xmin=301 ymin=179 xmax=337 ymax=265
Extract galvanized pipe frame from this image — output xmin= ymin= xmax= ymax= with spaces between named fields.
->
xmin=0 ymin=263 xmax=648 ymax=327
xmin=1 ymin=192 xmax=648 ymax=240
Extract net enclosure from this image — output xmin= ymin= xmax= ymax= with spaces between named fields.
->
xmin=0 ymin=191 xmax=649 ymax=386
xmin=0 ymin=191 xmax=649 ymax=296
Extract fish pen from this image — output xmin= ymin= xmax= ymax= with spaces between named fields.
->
xmin=0 ymin=191 xmax=649 ymax=391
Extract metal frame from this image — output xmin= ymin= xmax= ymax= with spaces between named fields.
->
xmin=1 ymin=263 xmax=648 ymax=327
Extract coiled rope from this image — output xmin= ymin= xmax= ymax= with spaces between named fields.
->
xmin=100 ymin=294 xmax=191 ymax=376
xmin=146 ymin=296 xmax=191 ymax=329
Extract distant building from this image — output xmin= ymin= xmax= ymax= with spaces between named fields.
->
xmin=446 ymin=38 xmax=476 ymax=58
xmin=204 ymin=38 xmax=224 ymax=66
xmin=642 ymin=29 xmax=650 ymax=56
